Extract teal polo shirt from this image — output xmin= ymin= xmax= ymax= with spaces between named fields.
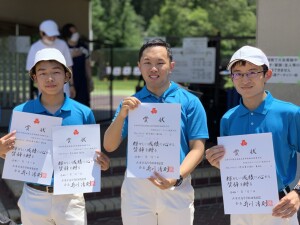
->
xmin=12 ymin=94 xmax=96 ymax=186
xmin=221 ymin=91 xmax=300 ymax=191
xmin=13 ymin=94 xmax=95 ymax=125
xmin=114 ymin=81 xmax=209 ymax=164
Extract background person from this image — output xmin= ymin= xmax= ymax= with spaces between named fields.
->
xmin=103 ymin=39 xmax=209 ymax=225
xmin=26 ymin=19 xmax=75 ymax=98
xmin=61 ymin=23 xmax=94 ymax=106
xmin=205 ymin=45 xmax=300 ymax=225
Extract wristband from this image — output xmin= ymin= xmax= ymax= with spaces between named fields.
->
xmin=174 ymin=175 xmax=183 ymax=187
xmin=293 ymin=184 xmax=300 ymax=196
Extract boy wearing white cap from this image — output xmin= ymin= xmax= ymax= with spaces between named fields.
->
xmin=205 ymin=46 xmax=300 ymax=225
xmin=0 ymin=48 xmax=110 ymax=225
xmin=26 ymin=19 xmax=75 ymax=98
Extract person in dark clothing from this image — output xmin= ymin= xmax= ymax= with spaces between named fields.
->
xmin=61 ymin=23 xmax=94 ymax=106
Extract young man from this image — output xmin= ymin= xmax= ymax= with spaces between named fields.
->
xmin=205 ymin=45 xmax=300 ymax=225
xmin=103 ymin=39 xmax=209 ymax=225
xmin=26 ymin=19 xmax=75 ymax=98
xmin=0 ymin=48 xmax=110 ymax=225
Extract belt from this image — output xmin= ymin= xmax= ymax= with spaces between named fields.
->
xmin=279 ymin=186 xmax=290 ymax=199
xmin=27 ymin=183 xmax=53 ymax=193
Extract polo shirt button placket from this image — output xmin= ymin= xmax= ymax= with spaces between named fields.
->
xmin=250 ymin=112 xmax=254 ymax=126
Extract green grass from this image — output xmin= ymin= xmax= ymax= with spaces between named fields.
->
xmin=92 ymin=77 xmax=139 ymax=96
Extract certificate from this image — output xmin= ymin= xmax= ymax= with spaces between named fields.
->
xmin=218 ymin=133 xmax=278 ymax=214
xmin=127 ymin=103 xmax=181 ymax=179
xmin=2 ymin=111 xmax=62 ymax=185
xmin=52 ymin=124 xmax=101 ymax=195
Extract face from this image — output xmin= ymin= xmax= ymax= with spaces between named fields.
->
xmin=231 ymin=61 xmax=272 ymax=100
xmin=33 ymin=61 xmax=70 ymax=96
xmin=138 ymin=46 xmax=175 ymax=96
xmin=40 ymin=32 xmax=57 ymax=46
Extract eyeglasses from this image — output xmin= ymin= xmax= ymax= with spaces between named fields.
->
xmin=231 ymin=70 xmax=265 ymax=80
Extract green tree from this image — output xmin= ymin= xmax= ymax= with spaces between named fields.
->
xmin=147 ymin=0 xmax=213 ymax=42
xmin=131 ymin=0 xmax=165 ymax=29
xmin=146 ymin=0 xmax=256 ymax=62
xmin=92 ymin=0 xmax=256 ymax=58
xmin=92 ymin=0 xmax=106 ymax=44
xmin=92 ymin=0 xmax=144 ymax=47
xmin=147 ymin=0 xmax=255 ymax=38
xmin=203 ymin=0 xmax=256 ymax=61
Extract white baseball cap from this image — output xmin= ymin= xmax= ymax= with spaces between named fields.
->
xmin=39 ymin=20 xmax=60 ymax=37
xmin=29 ymin=48 xmax=72 ymax=78
xmin=227 ymin=45 xmax=270 ymax=71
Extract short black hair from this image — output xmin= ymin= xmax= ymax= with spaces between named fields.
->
xmin=138 ymin=39 xmax=173 ymax=62
xmin=61 ymin=23 xmax=76 ymax=40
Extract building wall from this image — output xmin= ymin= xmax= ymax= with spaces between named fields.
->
xmin=257 ymin=0 xmax=300 ymax=105
xmin=257 ymin=0 xmax=300 ymax=188
xmin=0 ymin=0 xmax=90 ymax=38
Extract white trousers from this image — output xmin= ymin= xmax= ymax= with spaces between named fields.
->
xmin=231 ymin=213 xmax=299 ymax=225
xmin=18 ymin=184 xmax=87 ymax=225
xmin=121 ymin=174 xmax=194 ymax=225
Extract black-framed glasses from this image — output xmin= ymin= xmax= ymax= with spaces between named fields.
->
xmin=231 ymin=70 xmax=266 ymax=80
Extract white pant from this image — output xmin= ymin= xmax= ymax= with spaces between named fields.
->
xmin=231 ymin=213 xmax=299 ymax=225
xmin=18 ymin=184 xmax=87 ymax=225
xmin=121 ymin=174 xmax=194 ymax=225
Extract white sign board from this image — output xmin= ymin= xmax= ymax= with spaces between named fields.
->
xmin=182 ymin=37 xmax=208 ymax=53
xmin=172 ymin=47 xmax=215 ymax=84
xmin=122 ymin=66 xmax=132 ymax=76
xmin=112 ymin=67 xmax=122 ymax=76
xmin=268 ymin=56 xmax=300 ymax=83
xmin=133 ymin=66 xmax=141 ymax=76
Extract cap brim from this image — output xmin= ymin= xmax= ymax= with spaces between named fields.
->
xmin=44 ymin=30 xmax=60 ymax=37
xmin=29 ymin=62 xmax=72 ymax=79
xmin=227 ymin=58 xmax=264 ymax=71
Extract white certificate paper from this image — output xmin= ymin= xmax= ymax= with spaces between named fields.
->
xmin=52 ymin=124 xmax=101 ymax=195
xmin=127 ymin=103 xmax=181 ymax=179
xmin=218 ymin=133 xmax=278 ymax=214
xmin=2 ymin=111 xmax=62 ymax=185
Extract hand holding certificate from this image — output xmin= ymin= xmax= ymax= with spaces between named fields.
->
xmin=218 ymin=133 xmax=278 ymax=214
xmin=127 ymin=103 xmax=181 ymax=179
xmin=52 ymin=124 xmax=101 ymax=195
xmin=2 ymin=111 xmax=62 ymax=185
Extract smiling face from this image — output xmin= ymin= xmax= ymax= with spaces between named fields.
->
xmin=138 ymin=46 xmax=175 ymax=96
xmin=231 ymin=61 xmax=272 ymax=108
xmin=32 ymin=60 xmax=70 ymax=96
